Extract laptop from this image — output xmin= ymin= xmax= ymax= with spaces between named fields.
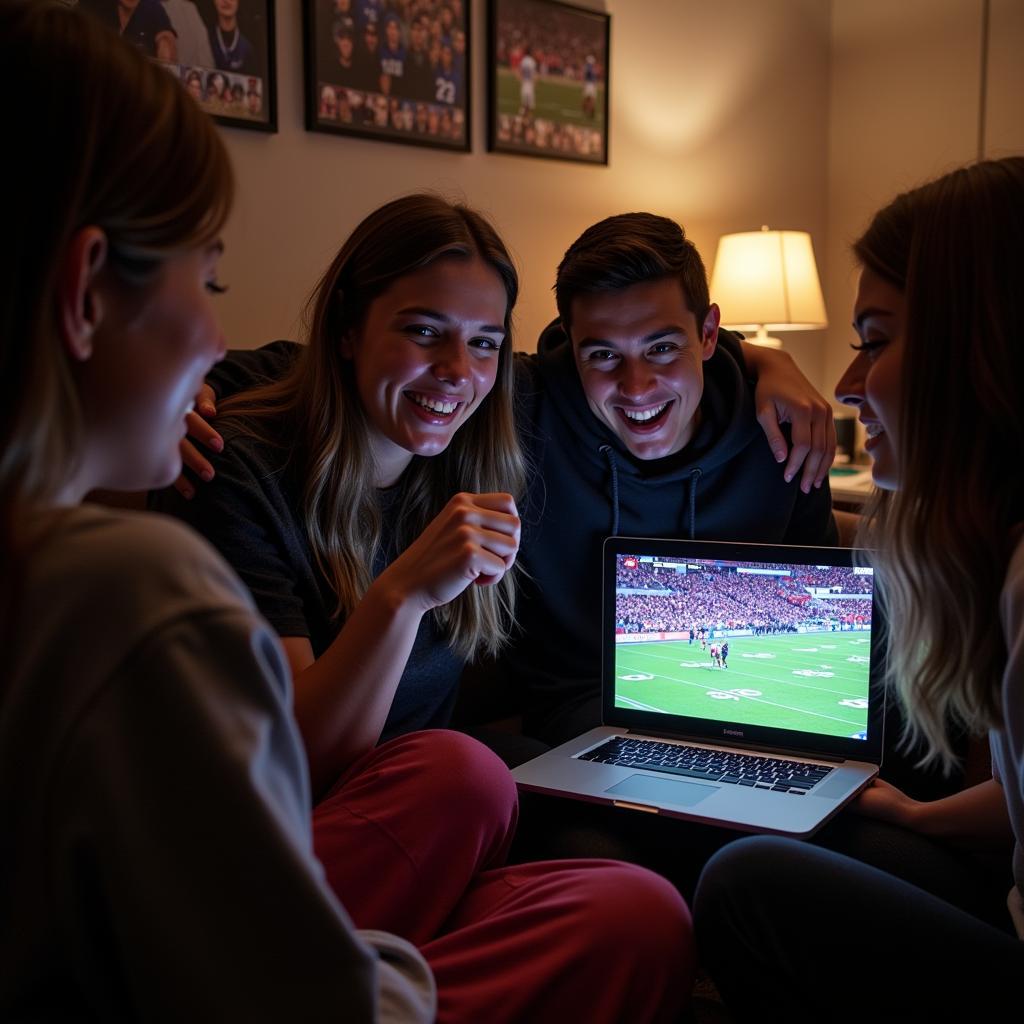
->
xmin=512 ymin=537 xmax=884 ymax=837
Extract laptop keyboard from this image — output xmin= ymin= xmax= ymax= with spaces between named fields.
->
xmin=577 ymin=736 xmax=834 ymax=795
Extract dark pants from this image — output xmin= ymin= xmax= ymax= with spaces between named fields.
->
xmin=693 ymin=836 xmax=1022 ymax=1022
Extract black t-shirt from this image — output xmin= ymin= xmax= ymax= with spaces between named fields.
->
xmin=151 ymin=407 xmax=461 ymax=740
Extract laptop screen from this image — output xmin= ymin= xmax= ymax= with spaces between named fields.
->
xmin=603 ymin=538 xmax=883 ymax=762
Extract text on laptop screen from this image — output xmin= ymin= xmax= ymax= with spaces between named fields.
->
xmin=614 ymin=554 xmax=873 ymax=741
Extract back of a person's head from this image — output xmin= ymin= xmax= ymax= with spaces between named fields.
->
xmin=554 ymin=212 xmax=710 ymax=334
xmin=0 ymin=0 xmax=233 ymax=518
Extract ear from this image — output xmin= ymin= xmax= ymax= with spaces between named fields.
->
xmin=700 ymin=302 xmax=721 ymax=361
xmin=57 ymin=227 xmax=109 ymax=362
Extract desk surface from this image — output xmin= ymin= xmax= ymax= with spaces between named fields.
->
xmin=828 ymin=465 xmax=874 ymax=506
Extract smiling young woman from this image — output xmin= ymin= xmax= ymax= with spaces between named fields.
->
xmin=694 ymin=157 xmax=1024 ymax=1019
xmin=155 ymin=195 xmax=528 ymax=794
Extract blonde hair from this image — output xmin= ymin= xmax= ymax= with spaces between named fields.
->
xmin=853 ymin=157 xmax=1024 ymax=770
xmin=219 ymin=194 xmax=526 ymax=661
xmin=0 ymin=1 xmax=233 ymax=627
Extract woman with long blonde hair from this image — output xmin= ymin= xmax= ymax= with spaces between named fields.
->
xmin=693 ymin=157 xmax=1024 ymax=1017
xmin=147 ymin=188 xmax=700 ymax=1020
xmin=157 ymin=193 xmax=530 ymax=794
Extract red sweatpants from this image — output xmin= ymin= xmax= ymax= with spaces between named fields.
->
xmin=313 ymin=730 xmax=694 ymax=1023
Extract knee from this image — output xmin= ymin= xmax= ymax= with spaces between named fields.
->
xmin=572 ymin=861 xmax=694 ymax=973
xmin=694 ymin=835 xmax=800 ymax=941
xmin=387 ymin=729 xmax=518 ymax=830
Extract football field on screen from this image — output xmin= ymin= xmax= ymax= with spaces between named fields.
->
xmin=496 ymin=68 xmax=606 ymax=129
xmin=613 ymin=631 xmax=872 ymax=739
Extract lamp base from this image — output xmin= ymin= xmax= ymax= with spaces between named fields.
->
xmin=747 ymin=326 xmax=782 ymax=348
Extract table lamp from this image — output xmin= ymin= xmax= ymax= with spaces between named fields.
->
xmin=709 ymin=226 xmax=827 ymax=348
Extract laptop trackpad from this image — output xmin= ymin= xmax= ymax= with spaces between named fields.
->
xmin=606 ymin=774 xmax=717 ymax=807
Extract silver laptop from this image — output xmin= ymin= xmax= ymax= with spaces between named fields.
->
xmin=513 ymin=537 xmax=884 ymax=837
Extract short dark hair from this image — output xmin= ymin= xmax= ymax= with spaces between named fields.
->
xmin=555 ymin=212 xmax=710 ymax=334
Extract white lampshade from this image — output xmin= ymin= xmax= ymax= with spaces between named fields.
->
xmin=709 ymin=227 xmax=827 ymax=347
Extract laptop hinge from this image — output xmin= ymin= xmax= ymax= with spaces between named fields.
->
xmin=626 ymin=728 xmax=846 ymax=764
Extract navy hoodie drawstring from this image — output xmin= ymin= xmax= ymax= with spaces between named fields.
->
xmin=600 ymin=447 xmax=702 ymax=538
xmin=686 ymin=468 xmax=702 ymax=538
xmin=598 ymin=444 xmax=620 ymax=536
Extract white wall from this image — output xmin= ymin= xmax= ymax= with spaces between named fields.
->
xmin=216 ymin=0 xmax=831 ymax=373
xmin=986 ymin=0 xmax=1024 ymax=157
xmin=216 ymin=1 xmax=1022 ymax=400
xmin=823 ymin=0 xmax=1023 ymax=411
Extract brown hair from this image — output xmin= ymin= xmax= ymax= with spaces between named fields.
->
xmin=219 ymin=194 xmax=525 ymax=660
xmin=854 ymin=157 xmax=1024 ymax=769
xmin=0 ymin=1 xmax=233 ymax=630
xmin=555 ymin=212 xmax=711 ymax=334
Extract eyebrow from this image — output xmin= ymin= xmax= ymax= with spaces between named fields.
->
xmin=208 ymin=239 xmax=225 ymax=256
xmin=577 ymin=326 xmax=685 ymax=351
xmin=852 ymin=307 xmax=894 ymax=330
xmin=394 ymin=306 xmax=505 ymax=335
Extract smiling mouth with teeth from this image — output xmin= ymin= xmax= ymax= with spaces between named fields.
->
xmin=619 ymin=401 xmax=671 ymax=426
xmin=407 ymin=392 xmax=461 ymax=417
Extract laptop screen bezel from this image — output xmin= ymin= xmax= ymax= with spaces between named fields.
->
xmin=602 ymin=536 xmax=884 ymax=764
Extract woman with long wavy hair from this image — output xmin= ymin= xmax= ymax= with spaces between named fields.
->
xmin=2 ymin=5 xmax=697 ymax=1020
xmin=156 ymin=194 xmax=531 ymax=794
xmin=693 ymin=157 xmax=1024 ymax=1018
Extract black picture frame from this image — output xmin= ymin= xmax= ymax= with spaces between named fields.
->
xmin=487 ymin=0 xmax=609 ymax=165
xmin=303 ymin=0 xmax=470 ymax=152
xmin=76 ymin=1 xmax=278 ymax=133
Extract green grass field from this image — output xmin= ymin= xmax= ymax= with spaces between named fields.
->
xmin=614 ymin=631 xmax=871 ymax=740
xmin=495 ymin=67 xmax=605 ymax=129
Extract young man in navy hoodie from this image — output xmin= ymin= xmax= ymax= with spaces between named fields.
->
xmin=508 ymin=212 xmax=836 ymax=747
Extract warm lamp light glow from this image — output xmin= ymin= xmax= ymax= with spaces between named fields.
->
xmin=710 ymin=227 xmax=827 ymax=347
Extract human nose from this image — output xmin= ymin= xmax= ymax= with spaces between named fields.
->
xmin=618 ymin=357 xmax=655 ymax=400
xmin=432 ymin=339 xmax=470 ymax=386
xmin=834 ymin=353 xmax=865 ymax=409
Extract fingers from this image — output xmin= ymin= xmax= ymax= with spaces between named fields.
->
xmin=798 ymin=450 xmax=824 ymax=495
xmin=797 ymin=411 xmax=827 ymax=493
xmin=795 ymin=404 xmax=835 ymax=494
xmin=774 ymin=401 xmax=836 ymax=493
xmin=436 ymin=496 xmax=521 ymax=591
xmin=782 ymin=409 xmax=812 ymax=487
xmin=196 ymin=382 xmax=218 ymax=420
xmin=458 ymin=491 xmax=519 ymax=515
xmin=180 ymin=433 xmax=216 ymax=484
xmin=185 ymin=409 xmax=224 ymax=457
xmin=755 ymin=404 xmax=789 ymax=465
xmin=445 ymin=492 xmax=521 ymax=544
xmin=464 ymin=548 xmax=512 ymax=586
xmin=174 ymin=433 xmax=217 ymax=500
xmin=175 ymin=399 xmax=228 ymax=498
xmin=463 ymin=523 xmax=520 ymax=564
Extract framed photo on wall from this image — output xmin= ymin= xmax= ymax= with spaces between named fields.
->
xmin=303 ymin=0 xmax=470 ymax=151
xmin=75 ymin=0 xmax=277 ymax=132
xmin=487 ymin=0 xmax=609 ymax=164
